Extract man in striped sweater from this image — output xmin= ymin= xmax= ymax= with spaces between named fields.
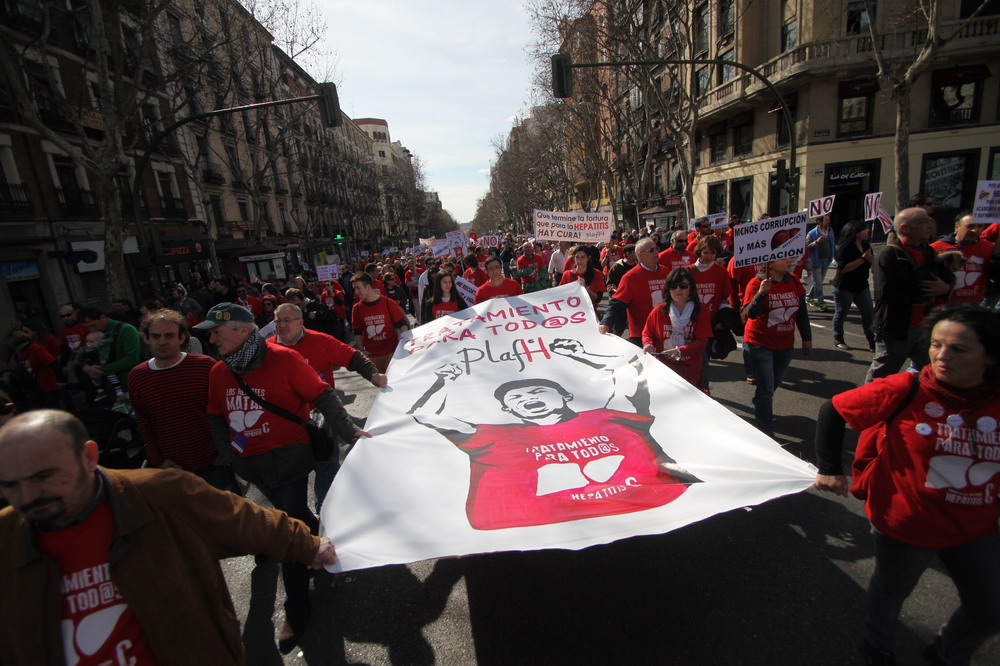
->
xmin=128 ymin=309 xmax=241 ymax=494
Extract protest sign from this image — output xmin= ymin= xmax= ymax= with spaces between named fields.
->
xmin=731 ymin=211 xmax=807 ymax=268
xmin=419 ymin=237 xmax=436 ymax=247
xmin=808 ymin=195 xmax=835 ymax=218
xmin=453 ymin=275 xmax=478 ymax=306
xmin=433 ymin=240 xmax=450 ymax=258
xmin=315 ymin=263 xmax=340 ymax=281
xmin=481 ymin=235 xmax=500 ymax=248
xmin=322 ymin=283 xmax=816 ymax=572
xmin=864 ymin=193 xmax=882 ymax=222
xmin=533 ymin=210 xmax=614 ymax=244
xmin=688 ymin=213 xmax=728 ymax=230
xmin=973 ymin=180 xmax=1000 ymax=222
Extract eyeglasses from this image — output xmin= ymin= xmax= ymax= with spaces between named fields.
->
xmin=0 ymin=403 xmax=14 ymax=415
xmin=274 ymin=318 xmax=301 ymax=325
xmin=669 ymin=283 xmax=691 ymax=289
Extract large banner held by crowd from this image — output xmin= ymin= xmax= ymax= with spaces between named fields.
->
xmin=533 ymin=209 xmax=614 ymax=244
xmin=732 ymin=211 xmax=807 ymax=268
xmin=322 ymin=284 xmax=816 ymax=572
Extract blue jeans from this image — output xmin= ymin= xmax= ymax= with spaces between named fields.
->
xmin=745 ymin=343 xmax=793 ymax=437
xmin=258 ymin=476 xmax=318 ymax=630
xmin=807 ymin=263 xmax=829 ymax=303
xmin=866 ymin=529 xmax=1000 ymax=663
xmin=831 ymin=285 xmax=874 ymax=342
xmin=313 ymin=457 xmax=340 ymax=509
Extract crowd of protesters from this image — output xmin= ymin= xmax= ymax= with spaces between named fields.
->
xmin=2 ymin=195 xmax=1000 ymax=662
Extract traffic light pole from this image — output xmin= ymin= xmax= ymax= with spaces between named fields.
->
xmin=131 ymin=86 xmax=341 ymax=291
xmin=553 ymin=56 xmax=798 ymax=212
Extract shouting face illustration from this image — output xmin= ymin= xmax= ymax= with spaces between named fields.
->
xmin=499 ymin=384 xmax=572 ymax=420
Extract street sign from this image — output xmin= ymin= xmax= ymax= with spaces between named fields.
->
xmin=808 ymin=195 xmax=835 ymax=218
xmin=864 ymin=192 xmax=882 ymax=222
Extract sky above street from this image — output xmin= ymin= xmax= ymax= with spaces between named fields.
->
xmin=316 ymin=1 xmax=540 ymax=225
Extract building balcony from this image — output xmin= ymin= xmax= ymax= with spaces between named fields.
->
xmin=0 ymin=184 xmax=33 ymax=216
xmin=55 ymin=187 xmax=100 ymax=218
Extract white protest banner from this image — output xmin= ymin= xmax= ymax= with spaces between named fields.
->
xmin=533 ymin=209 xmax=614 ymax=244
xmin=454 ymin=275 xmax=477 ymax=306
xmin=419 ymin=237 xmax=436 ymax=247
xmin=481 ymin=235 xmax=500 ymax=248
xmin=864 ymin=192 xmax=883 ymax=222
xmin=808 ymin=195 xmax=836 ymax=218
xmin=688 ymin=213 xmax=728 ymax=230
xmin=433 ymin=240 xmax=450 ymax=258
xmin=732 ymin=211 xmax=807 ymax=269
xmin=973 ymin=180 xmax=1000 ymax=222
xmin=322 ymin=283 xmax=816 ymax=572
xmin=315 ymin=263 xmax=340 ymax=281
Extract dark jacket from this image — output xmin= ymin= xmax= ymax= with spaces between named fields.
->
xmin=0 ymin=467 xmax=318 ymax=666
xmin=872 ymin=239 xmax=941 ymax=340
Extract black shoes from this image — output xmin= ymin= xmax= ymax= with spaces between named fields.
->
xmin=834 ymin=338 xmax=849 ymax=350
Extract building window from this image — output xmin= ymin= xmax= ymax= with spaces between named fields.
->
xmin=694 ymin=3 xmax=709 ymax=54
xmin=921 ymin=149 xmax=981 ymax=211
xmin=694 ymin=65 xmax=709 ymax=97
xmin=237 ymin=198 xmax=250 ymax=220
xmin=837 ymin=79 xmax=878 ymax=137
xmin=718 ymin=0 xmax=735 ymax=40
xmin=717 ymin=49 xmax=735 ymax=85
xmin=989 ymin=146 xmax=1000 ymax=180
xmin=781 ymin=19 xmax=798 ymax=52
xmin=710 ymin=131 xmax=727 ymax=163
xmin=732 ymin=120 xmax=753 ymax=157
xmin=378 ymin=150 xmax=386 ymax=158
xmin=707 ymin=182 xmax=727 ymax=214
xmin=930 ymin=66 xmax=987 ymax=126
xmin=730 ymin=178 xmax=753 ymax=221
xmin=846 ymin=0 xmax=873 ymax=35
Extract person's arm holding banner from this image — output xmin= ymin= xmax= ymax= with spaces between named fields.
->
xmin=407 ymin=363 xmax=476 ymax=442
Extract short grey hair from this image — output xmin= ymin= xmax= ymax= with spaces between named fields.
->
xmin=274 ymin=303 xmax=303 ymax=319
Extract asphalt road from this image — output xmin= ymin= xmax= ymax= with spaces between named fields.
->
xmin=222 ymin=300 xmax=1000 ymax=666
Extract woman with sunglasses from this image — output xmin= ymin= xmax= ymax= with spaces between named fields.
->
xmin=741 ymin=257 xmax=813 ymax=438
xmin=642 ymin=267 xmax=712 ymax=388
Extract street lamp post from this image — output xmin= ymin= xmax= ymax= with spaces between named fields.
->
xmin=551 ymin=54 xmax=799 ymax=212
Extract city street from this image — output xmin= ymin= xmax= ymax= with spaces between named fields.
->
xmin=222 ymin=302 xmax=1000 ymax=666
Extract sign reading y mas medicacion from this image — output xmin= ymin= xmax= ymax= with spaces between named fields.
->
xmin=732 ymin=211 xmax=807 ymax=268
xmin=534 ymin=209 xmax=614 ymax=244
xmin=322 ymin=283 xmax=816 ymax=572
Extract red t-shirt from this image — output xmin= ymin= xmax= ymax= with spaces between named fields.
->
xmin=691 ymin=262 xmax=732 ymax=319
xmin=515 ymin=254 xmax=545 ymax=285
xmin=451 ymin=409 xmax=691 ymax=529
xmin=269 ymin=328 xmax=356 ymax=388
xmin=612 ymin=264 xmax=671 ymax=338
xmin=207 ymin=344 xmax=327 ymax=456
xmin=742 ymin=274 xmax=805 ymax=350
xmin=234 ymin=296 xmax=262 ymax=320
xmin=60 ymin=323 xmax=90 ymax=356
xmin=657 ymin=248 xmax=695 ymax=272
xmin=558 ymin=269 xmax=606 ymax=295
xmin=351 ymin=296 xmax=406 ymax=357
xmin=321 ymin=283 xmax=347 ymax=319
xmin=835 ymin=368 xmax=1000 ymax=548
xmin=727 ymin=257 xmax=759 ymax=309
xmin=463 ymin=267 xmax=489 ymax=288
xmin=429 ymin=299 xmax=463 ymax=319
xmin=474 ymin=279 xmax=523 ymax=304
xmin=983 ymin=222 xmax=999 ymax=243
xmin=38 ymin=333 xmax=60 ymax=358
xmin=930 ymin=238 xmax=994 ymax=303
xmin=36 ymin=499 xmax=156 ymax=666
xmin=641 ymin=304 xmax=712 ymax=386
xmin=19 ymin=341 xmax=58 ymax=393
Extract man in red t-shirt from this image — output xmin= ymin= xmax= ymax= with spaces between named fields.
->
xmin=0 ymin=410 xmax=337 ymax=664
xmin=407 ymin=339 xmax=700 ymax=530
xmin=600 ymin=238 xmax=670 ymax=345
xmin=57 ymin=301 xmax=89 ymax=368
xmin=930 ymin=212 xmax=998 ymax=304
xmin=475 ymin=256 xmax=524 ymax=303
xmin=350 ymin=272 xmax=409 ymax=373
xmin=658 ymin=230 xmax=696 ymax=272
xmin=514 ymin=242 xmax=546 ymax=293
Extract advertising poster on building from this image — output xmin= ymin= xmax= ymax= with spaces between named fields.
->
xmin=732 ymin=211 xmax=807 ymax=268
xmin=322 ymin=284 xmax=816 ymax=572
xmin=533 ymin=210 xmax=614 ymax=244
xmin=973 ymin=180 xmax=1000 ymax=222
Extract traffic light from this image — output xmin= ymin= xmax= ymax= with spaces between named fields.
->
xmin=334 ymin=233 xmax=346 ymax=245
xmin=551 ymin=53 xmax=574 ymax=99
xmin=773 ymin=158 xmax=787 ymax=194
xmin=317 ymin=83 xmax=342 ymax=128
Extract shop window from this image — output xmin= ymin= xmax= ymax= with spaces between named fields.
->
xmin=710 ymin=131 xmax=727 ymax=163
xmin=846 ymin=1 xmax=873 ymax=35
xmin=733 ymin=120 xmax=754 ymax=157
xmin=930 ymin=66 xmax=987 ymax=126
xmin=730 ymin=177 xmax=753 ymax=221
xmin=920 ymin=149 xmax=980 ymax=211
xmin=707 ymin=182 xmax=727 ymax=215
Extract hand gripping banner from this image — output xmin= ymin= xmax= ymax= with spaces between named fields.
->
xmin=322 ymin=284 xmax=816 ymax=571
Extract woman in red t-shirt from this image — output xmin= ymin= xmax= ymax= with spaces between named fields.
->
xmin=422 ymin=272 xmax=469 ymax=321
xmin=559 ymin=245 xmax=606 ymax=307
xmin=814 ymin=304 xmax=1000 ymax=665
xmin=642 ymin=267 xmax=711 ymax=388
xmin=741 ymin=258 xmax=812 ymax=437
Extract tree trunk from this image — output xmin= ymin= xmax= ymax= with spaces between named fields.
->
xmin=894 ymin=85 xmax=911 ymax=211
xmin=96 ymin=175 xmax=128 ymax=301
